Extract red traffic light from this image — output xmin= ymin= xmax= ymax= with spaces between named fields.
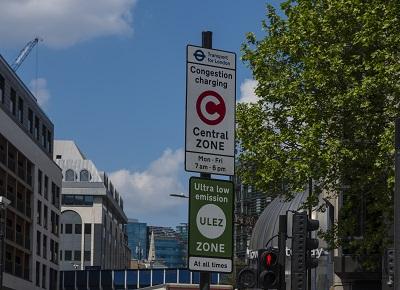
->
xmin=261 ymin=251 xmax=277 ymax=268
xmin=258 ymin=249 xmax=280 ymax=289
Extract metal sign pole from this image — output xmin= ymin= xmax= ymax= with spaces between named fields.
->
xmin=199 ymin=30 xmax=212 ymax=290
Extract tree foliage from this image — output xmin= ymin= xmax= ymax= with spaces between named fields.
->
xmin=237 ymin=0 xmax=400 ymax=269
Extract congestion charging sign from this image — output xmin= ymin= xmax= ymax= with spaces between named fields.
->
xmin=188 ymin=177 xmax=234 ymax=273
xmin=185 ymin=45 xmax=236 ymax=176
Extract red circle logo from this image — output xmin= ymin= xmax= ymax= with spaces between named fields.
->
xmin=196 ymin=90 xmax=226 ymax=125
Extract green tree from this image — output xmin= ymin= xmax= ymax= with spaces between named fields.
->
xmin=237 ymin=0 xmax=400 ymax=269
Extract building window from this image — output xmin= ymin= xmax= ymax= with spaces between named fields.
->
xmin=51 ymin=182 xmax=57 ymax=207
xmin=56 ymin=155 xmax=62 ymax=159
xmin=37 ymin=200 xmax=42 ymax=225
xmin=42 ymin=125 xmax=47 ymax=148
xmin=28 ymin=109 xmax=33 ymax=133
xmin=43 ymin=235 xmax=47 ymax=259
xmin=10 ymin=88 xmax=16 ymax=115
xmin=7 ymin=145 xmax=16 ymax=172
xmin=65 ymin=224 xmax=72 ymax=234
xmin=36 ymin=231 xmax=41 ymax=256
xmin=64 ymin=250 xmax=72 ymax=261
xmin=38 ymin=170 xmax=42 ymax=195
xmin=18 ymin=97 xmax=24 ymax=123
xmin=42 ymin=264 xmax=46 ymax=289
xmin=24 ymin=254 xmax=29 ymax=279
xmin=47 ymin=130 xmax=52 ymax=153
xmin=5 ymin=245 xmax=12 ymax=274
xmin=84 ymin=224 xmax=91 ymax=235
xmin=34 ymin=116 xmax=40 ymax=140
xmin=80 ymin=170 xmax=89 ymax=182
xmin=75 ymin=224 xmax=82 ymax=234
xmin=44 ymin=175 xmax=48 ymax=200
xmin=55 ymin=242 xmax=59 ymax=264
xmin=61 ymin=194 xmax=94 ymax=206
xmin=27 ymin=161 xmax=33 ymax=186
xmin=63 ymin=195 xmax=74 ymax=205
xmin=56 ymin=186 xmax=60 ymax=209
xmin=43 ymin=205 xmax=48 ymax=229
xmin=51 ymin=211 xmax=58 ymax=235
xmin=15 ymin=251 xmax=22 ymax=277
xmin=49 ymin=268 xmax=58 ymax=290
xmin=0 ymin=134 xmax=6 ymax=165
xmin=74 ymin=250 xmax=81 ymax=261
xmin=50 ymin=240 xmax=54 ymax=262
xmin=65 ymin=169 xmax=75 ymax=181
xmin=75 ymin=195 xmax=84 ymax=205
xmin=15 ymin=220 xmax=22 ymax=244
xmin=0 ymin=74 xmax=4 ymax=103
xmin=36 ymin=262 xmax=40 ymax=286
xmin=60 ymin=250 xmax=62 ymax=261
xmin=84 ymin=251 xmax=90 ymax=261
xmin=56 ymin=214 xmax=59 ymax=235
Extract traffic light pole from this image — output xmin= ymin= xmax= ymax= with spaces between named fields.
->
xmin=278 ymin=215 xmax=287 ymax=290
xmin=394 ymin=118 xmax=400 ymax=290
xmin=199 ymin=30 xmax=213 ymax=290
xmin=307 ymin=179 xmax=312 ymax=290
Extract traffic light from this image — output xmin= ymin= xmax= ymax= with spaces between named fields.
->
xmin=306 ymin=216 xmax=319 ymax=270
xmin=384 ymin=248 xmax=394 ymax=287
xmin=258 ymin=248 xmax=281 ymax=289
xmin=291 ymin=212 xmax=320 ymax=290
xmin=236 ymin=267 xmax=257 ymax=289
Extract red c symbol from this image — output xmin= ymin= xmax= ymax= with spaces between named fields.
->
xmin=196 ymin=90 xmax=226 ymax=125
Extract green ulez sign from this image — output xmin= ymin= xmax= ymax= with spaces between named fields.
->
xmin=188 ymin=177 xmax=234 ymax=273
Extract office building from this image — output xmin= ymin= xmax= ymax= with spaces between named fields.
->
xmin=53 ymin=140 xmax=131 ymax=271
xmin=126 ymin=219 xmax=147 ymax=261
xmin=148 ymin=226 xmax=187 ymax=268
xmin=175 ymin=223 xmax=188 ymax=267
xmin=233 ymin=176 xmax=271 ymax=262
xmin=0 ymin=55 xmax=62 ymax=290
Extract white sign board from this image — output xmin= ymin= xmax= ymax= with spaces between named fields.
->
xmin=185 ymin=45 xmax=236 ymax=176
xmin=188 ymin=257 xmax=232 ymax=273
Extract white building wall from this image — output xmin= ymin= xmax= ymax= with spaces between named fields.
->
xmin=55 ymin=141 xmax=130 ymax=271
xmin=0 ymin=99 xmax=62 ymax=290
xmin=53 ymin=140 xmax=86 ymax=160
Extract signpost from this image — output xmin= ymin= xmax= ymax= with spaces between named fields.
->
xmin=188 ymin=177 xmax=234 ymax=273
xmin=185 ymin=44 xmax=236 ymax=176
xmin=185 ymin=32 xmax=235 ymax=290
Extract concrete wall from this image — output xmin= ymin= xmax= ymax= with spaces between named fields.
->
xmin=0 ymin=89 xmax=62 ymax=290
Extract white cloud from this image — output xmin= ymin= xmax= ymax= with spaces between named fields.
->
xmin=238 ymin=79 xmax=259 ymax=104
xmin=109 ymin=148 xmax=187 ymax=225
xmin=0 ymin=0 xmax=137 ymax=48
xmin=30 ymin=78 xmax=50 ymax=108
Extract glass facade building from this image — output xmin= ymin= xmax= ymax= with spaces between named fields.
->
xmin=233 ymin=175 xmax=271 ymax=262
xmin=126 ymin=219 xmax=148 ymax=260
xmin=154 ymin=239 xmax=183 ymax=268
xmin=148 ymin=226 xmax=187 ymax=268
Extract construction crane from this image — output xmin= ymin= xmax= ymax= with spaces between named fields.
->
xmin=11 ymin=37 xmax=42 ymax=71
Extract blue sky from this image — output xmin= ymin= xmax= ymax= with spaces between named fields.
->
xmin=0 ymin=0 xmax=281 ymax=227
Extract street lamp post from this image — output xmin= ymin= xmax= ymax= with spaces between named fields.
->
xmin=169 ymin=193 xmax=189 ymax=199
xmin=0 ymin=196 xmax=11 ymax=290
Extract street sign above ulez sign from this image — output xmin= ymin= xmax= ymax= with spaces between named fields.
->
xmin=185 ymin=45 xmax=236 ymax=176
xmin=188 ymin=177 xmax=234 ymax=273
